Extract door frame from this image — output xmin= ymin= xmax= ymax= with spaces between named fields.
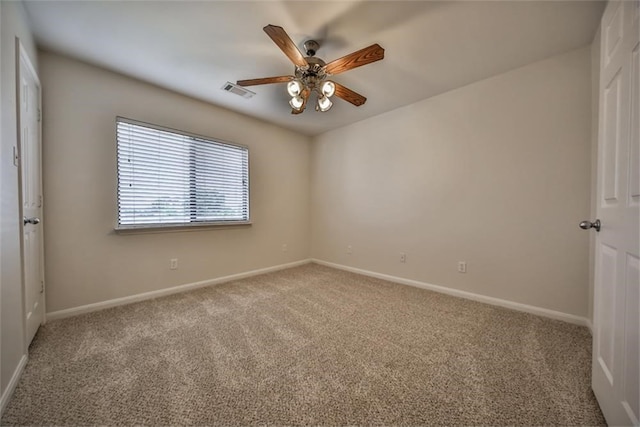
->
xmin=16 ymin=37 xmax=46 ymax=349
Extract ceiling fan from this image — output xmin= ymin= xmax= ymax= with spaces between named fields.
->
xmin=237 ymin=25 xmax=385 ymax=114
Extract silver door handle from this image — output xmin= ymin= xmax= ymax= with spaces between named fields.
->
xmin=579 ymin=219 xmax=600 ymax=232
xmin=23 ymin=216 xmax=40 ymax=225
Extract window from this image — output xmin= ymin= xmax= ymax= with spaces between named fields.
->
xmin=116 ymin=117 xmax=249 ymax=229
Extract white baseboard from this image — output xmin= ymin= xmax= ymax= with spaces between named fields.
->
xmin=47 ymin=259 xmax=312 ymax=321
xmin=46 ymin=257 xmax=589 ymax=328
xmin=0 ymin=354 xmax=27 ymax=417
xmin=311 ymin=259 xmax=589 ymax=327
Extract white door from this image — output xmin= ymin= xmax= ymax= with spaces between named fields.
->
xmin=18 ymin=43 xmax=44 ymax=345
xmin=592 ymin=1 xmax=640 ymax=425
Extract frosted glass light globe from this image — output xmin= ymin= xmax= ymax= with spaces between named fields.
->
xmin=287 ymin=80 xmax=303 ymax=97
xmin=317 ymin=95 xmax=333 ymax=112
xmin=289 ymin=95 xmax=304 ymax=110
xmin=321 ymin=81 xmax=335 ymax=98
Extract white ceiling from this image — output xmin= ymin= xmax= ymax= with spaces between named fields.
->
xmin=23 ymin=0 xmax=605 ymax=136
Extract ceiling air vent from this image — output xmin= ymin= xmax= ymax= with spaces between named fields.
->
xmin=221 ymin=82 xmax=256 ymax=99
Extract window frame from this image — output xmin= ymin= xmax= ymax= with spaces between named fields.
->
xmin=114 ymin=117 xmax=251 ymax=233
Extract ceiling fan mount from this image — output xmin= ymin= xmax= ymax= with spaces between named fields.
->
xmin=236 ymin=25 xmax=385 ymax=114
xmin=303 ymin=39 xmax=320 ymax=57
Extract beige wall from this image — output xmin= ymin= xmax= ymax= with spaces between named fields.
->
xmin=311 ymin=47 xmax=592 ymax=317
xmin=40 ymin=52 xmax=311 ymax=313
xmin=0 ymin=0 xmax=38 ymax=405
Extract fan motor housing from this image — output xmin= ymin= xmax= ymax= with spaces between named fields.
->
xmin=295 ymin=54 xmax=327 ymax=89
xmin=304 ymin=56 xmax=326 ymax=70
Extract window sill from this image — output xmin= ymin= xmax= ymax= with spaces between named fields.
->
xmin=114 ymin=221 xmax=252 ymax=235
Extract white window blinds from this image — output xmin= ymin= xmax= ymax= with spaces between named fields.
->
xmin=116 ymin=118 xmax=249 ymax=228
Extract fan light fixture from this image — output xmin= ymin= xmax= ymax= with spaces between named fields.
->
xmin=288 ymin=77 xmax=336 ymax=113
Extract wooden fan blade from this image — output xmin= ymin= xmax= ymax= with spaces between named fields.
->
xmin=292 ymin=88 xmax=310 ymax=114
xmin=236 ymin=76 xmax=292 ymax=86
xmin=333 ymin=82 xmax=367 ymax=106
xmin=324 ymin=44 xmax=385 ymax=75
xmin=263 ymin=25 xmax=308 ymax=68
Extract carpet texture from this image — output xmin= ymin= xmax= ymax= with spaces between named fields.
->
xmin=2 ymin=263 xmax=605 ymax=426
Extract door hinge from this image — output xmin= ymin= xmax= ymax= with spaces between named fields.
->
xmin=38 ymin=195 xmax=43 ymax=208
xmin=38 ymin=109 xmax=41 ymax=123
xmin=40 ymin=281 xmax=44 ymax=294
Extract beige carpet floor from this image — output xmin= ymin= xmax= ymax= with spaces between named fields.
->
xmin=2 ymin=263 xmax=604 ymax=426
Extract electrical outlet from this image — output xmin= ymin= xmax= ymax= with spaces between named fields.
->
xmin=457 ymin=261 xmax=467 ymax=273
xmin=170 ymin=258 xmax=178 ymax=270
xmin=347 ymin=245 xmax=353 ymax=254
xmin=400 ymin=252 xmax=407 ymax=263
xmin=282 ymin=244 xmax=288 ymax=252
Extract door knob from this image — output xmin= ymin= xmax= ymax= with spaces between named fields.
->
xmin=23 ymin=216 xmax=40 ymax=225
xmin=579 ymin=219 xmax=601 ymax=232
